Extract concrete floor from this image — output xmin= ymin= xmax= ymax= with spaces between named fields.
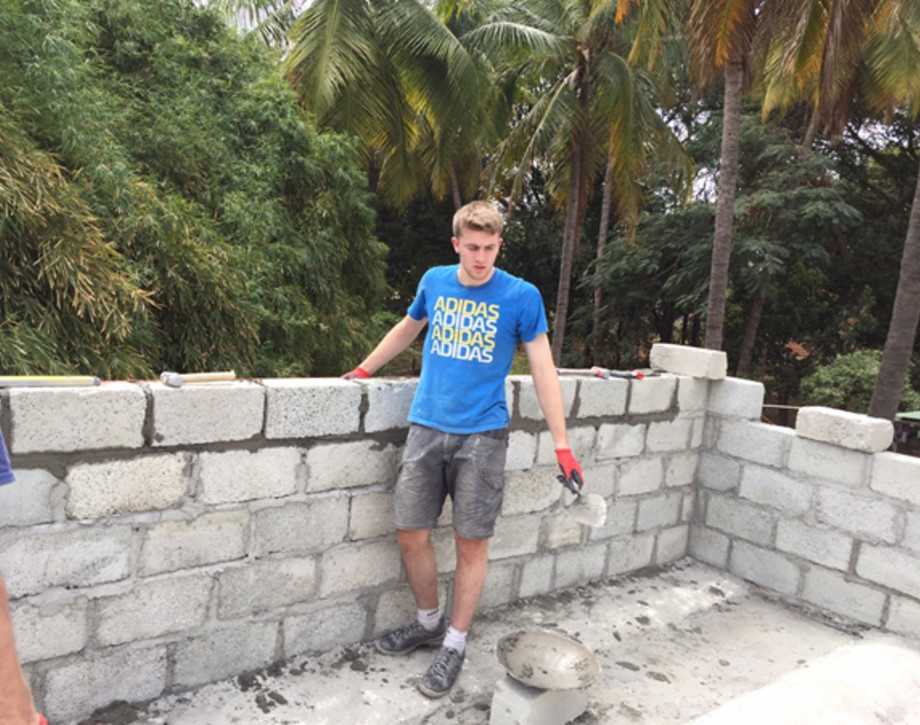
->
xmin=75 ymin=559 xmax=920 ymax=725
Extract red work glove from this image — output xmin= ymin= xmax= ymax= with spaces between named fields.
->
xmin=38 ymin=717 xmax=48 ymax=725
xmin=555 ymin=448 xmax=584 ymax=493
xmin=341 ymin=366 xmax=371 ymax=381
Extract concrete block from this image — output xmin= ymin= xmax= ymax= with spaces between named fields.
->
xmin=796 ymin=406 xmax=893 ymax=453
xmin=139 ymin=509 xmax=250 ymax=576
xmin=775 ymin=520 xmax=853 ymax=571
xmin=542 ymin=513 xmax=585 ymax=549
xmin=518 ymin=554 xmax=555 ymax=599
xmin=503 ymin=469 xmax=561 ymax=516
xmin=506 ymin=430 xmax=537 ymax=470
xmin=306 ymin=440 xmax=400 ymax=492
xmin=815 ymin=487 xmax=898 ymax=544
xmin=583 ymin=462 xmax=616 ymax=499
xmin=480 ymin=561 xmax=516 ymax=610
xmin=0 ymin=469 xmax=57 ymax=526
xmin=365 ymin=378 xmax=415 ymax=432
xmin=650 ymin=343 xmax=727 ymax=380
xmin=534 ymin=426 xmax=597 ymax=468
xmin=284 ymin=599 xmax=369 ymax=656
xmin=596 ymin=423 xmax=645 ymax=460
xmin=11 ymin=595 xmax=90 ymax=662
xmin=319 ymin=540 xmax=403 ymax=598
xmin=348 ymin=490 xmax=395 ymax=541
xmin=588 ymin=497 xmax=637 ymax=540
xmin=697 ymin=453 xmax=741 ymax=492
xmin=8 ymin=383 xmax=146 ymax=453
xmin=555 ymin=543 xmax=607 ymax=588
xmin=665 ymin=451 xmax=699 ymax=488
xmin=0 ymin=525 xmax=133 ymax=597
xmin=96 ymin=574 xmax=212 ymax=646
xmin=628 ymin=376 xmax=677 ymax=414
xmin=66 ymin=453 xmax=189 ymax=519
xmin=151 ymin=382 xmax=263 ymax=446
xmin=489 ymin=674 xmax=588 ymax=725
xmin=870 ymin=452 xmax=920 ymax=505
xmin=903 ymin=510 xmax=920 ymax=556
xmin=729 ymin=541 xmax=800 ymax=596
xmin=707 ymin=378 xmax=764 ymax=419
xmin=618 ymin=456 xmax=664 ymax=496
xmin=656 ymin=525 xmax=690 ymax=564
xmin=716 ymin=420 xmax=791 ymax=468
xmin=263 ymin=378 xmax=361 ymax=439
xmin=608 ymin=534 xmax=655 ymax=576
xmin=43 ymin=644 xmax=167 ymax=723
xmin=689 ymin=526 xmax=730 ymax=569
xmin=172 ymin=620 xmax=278 ymax=688
xmin=677 ymin=376 xmax=709 ymax=414
xmin=684 ymin=642 xmax=920 ymax=725
xmin=491 ymin=515 xmax=542 ymax=559
xmin=646 ymin=418 xmax=694 ymax=452
xmin=704 ymin=495 xmax=775 ymax=547
xmin=857 ymin=545 xmax=920 ymax=600
xmin=888 ymin=595 xmax=920 ymax=641
xmin=517 ymin=376 xmax=576 ymax=420
xmin=573 ymin=376 xmax=628 ymax=418
xmin=802 ymin=566 xmax=884 ymax=626
xmin=253 ymin=498 xmax=348 ymax=556
xmin=198 ymin=447 xmax=302 ymax=504
xmin=739 ymin=465 xmax=813 ymax=516
xmin=637 ymin=490 xmax=683 ymax=531
xmin=218 ymin=558 xmax=317 ymax=619
xmin=787 ymin=438 xmax=869 ymax=488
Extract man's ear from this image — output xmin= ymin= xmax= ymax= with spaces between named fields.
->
xmin=451 ymin=236 xmax=460 ymax=253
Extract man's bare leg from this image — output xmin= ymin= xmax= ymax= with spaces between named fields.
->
xmin=396 ymin=528 xmax=439 ymax=610
xmin=0 ymin=573 xmax=40 ymax=725
xmin=449 ymin=534 xmax=489 ymax=633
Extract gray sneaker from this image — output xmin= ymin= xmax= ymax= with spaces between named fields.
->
xmin=375 ymin=617 xmax=447 ymax=655
xmin=418 ymin=646 xmax=465 ymax=698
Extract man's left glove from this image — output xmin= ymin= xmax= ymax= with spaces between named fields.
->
xmin=555 ymin=448 xmax=584 ymax=493
xmin=341 ymin=366 xmax=371 ymax=381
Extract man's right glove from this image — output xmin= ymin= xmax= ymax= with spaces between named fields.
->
xmin=341 ymin=366 xmax=371 ymax=381
xmin=555 ymin=448 xmax=584 ymax=494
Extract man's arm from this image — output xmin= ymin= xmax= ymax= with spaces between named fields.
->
xmin=523 ymin=333 xmax=584 ymax=490
xmin=349 ymin=315 xmax=428 ymax=377
xmin=523 ymin=333 xmax=568 ymax=449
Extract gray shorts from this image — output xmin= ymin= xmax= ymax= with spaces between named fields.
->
xmin=393 ymin=424 xmax=509 ymax=540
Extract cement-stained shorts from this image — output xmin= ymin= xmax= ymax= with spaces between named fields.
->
xmin=393 ymin=424 xmax=509 ymax=540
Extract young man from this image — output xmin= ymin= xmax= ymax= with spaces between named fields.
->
xmin=343 ymin=200 xmax=585 ymax=698
xmin=0 ymin=427 xmax=47 ymax=725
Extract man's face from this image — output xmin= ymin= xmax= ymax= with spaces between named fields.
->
xmin=452 ymin=228 xmax=502 ymax=287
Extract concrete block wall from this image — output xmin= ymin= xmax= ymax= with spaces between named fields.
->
xmin=0 ymin=364 xmax=700 ymax=723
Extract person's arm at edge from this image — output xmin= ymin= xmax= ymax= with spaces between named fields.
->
xmin=355 ymin=315 xmax=428 ymax=376
xmin=522 ymin=333 xmax=569 ymax=450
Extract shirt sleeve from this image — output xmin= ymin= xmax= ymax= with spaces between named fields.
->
xmin=407 ymin=270 xmax=431 ymax=321
xmin=517 ymin=282 xmax=549 ymax=342
xmin=0 ymin=427 xmax=15 ymax=486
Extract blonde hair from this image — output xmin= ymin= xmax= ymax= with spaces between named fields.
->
xmin=452 ymin=200 xmax=504 ymax=238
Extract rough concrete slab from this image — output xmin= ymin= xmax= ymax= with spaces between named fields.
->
xmin=72 ymin=560 xmax=920 ymax=725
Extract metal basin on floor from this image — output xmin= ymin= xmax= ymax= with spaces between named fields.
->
xmin=496 ymin=630 xmax=600 ymax=690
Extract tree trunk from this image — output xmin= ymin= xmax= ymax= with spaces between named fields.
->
xmin=449 ymin=166 xmax=462 ymax=211
xmin=868 ymin=164 xmax=920 ymax=421
xmin=551 ymin=147 xmax=584 ymax=364
xmin=592 ymin=155 xmax=615 ymax=364
xmin=704 ymin=55 xmax=744 ymax=351
xmin=736 ymin=291 xmax=765 ymax=376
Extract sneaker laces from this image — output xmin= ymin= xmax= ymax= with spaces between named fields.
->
xmin=430 ymin=647 xmax=461 ymax=678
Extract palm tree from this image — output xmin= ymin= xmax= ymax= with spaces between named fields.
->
xmin=462 ymin=0 xmax=689 ymax=363
xmin=761 ymin=0 xmax=920 ymax=420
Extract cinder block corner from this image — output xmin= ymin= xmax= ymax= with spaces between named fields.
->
xmin=650 ymin=343 xmax=727 ymax=380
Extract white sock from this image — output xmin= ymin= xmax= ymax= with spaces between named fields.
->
xmin=417 ymin=607 xmax=441 ymax=631
xmin=443 ymin=625 xmax=467 ymax=654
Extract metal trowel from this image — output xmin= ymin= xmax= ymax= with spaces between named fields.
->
xmin=558 ymin=474 xmax=607 ymax=527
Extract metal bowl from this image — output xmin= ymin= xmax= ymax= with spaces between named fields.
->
xmin=496 ymin=630 xmax=600 ymax=690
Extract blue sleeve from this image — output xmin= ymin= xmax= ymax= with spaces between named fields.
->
xmin=517 ymin=282 xmax=549 ymax=342
xmin=407 ymin=271 xmax=430 ymax=321
xmin=0 ymin=427 xmax=14 ymax=485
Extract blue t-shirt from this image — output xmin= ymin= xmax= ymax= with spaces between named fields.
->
xmin=0 ymin=427 xmax=14 ymax=486
xmin=407 ymin=265 xmax=548 ymax=434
